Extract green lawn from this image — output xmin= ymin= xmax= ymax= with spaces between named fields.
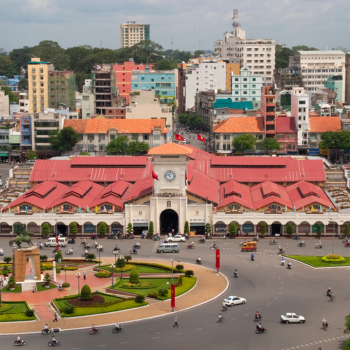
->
xmin=0 ymin=302 xmax=36 ymax=322
xmin=36 ymin=283 xmax=57 ymax=292
xmin=2 ymin=284 xmax=22 ymax=293
xmin=113 ymin=277 xmax=196 ymax=300
xmin=53 ymin=293 xmax=147 ymax=317
xmin=286 ymin=255 xmax=350 ymax=268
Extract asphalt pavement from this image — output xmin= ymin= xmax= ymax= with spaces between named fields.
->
xmin=0 ymin=236 xmax=349 ymax=350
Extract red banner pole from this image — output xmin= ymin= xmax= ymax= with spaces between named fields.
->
xmin=216 ymin=249 xmax=220 ymax=272
xmin=171 ymin=284 xmax=175 ymax=311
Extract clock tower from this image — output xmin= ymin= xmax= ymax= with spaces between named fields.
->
xmin=148 ymin=143 xmax=191 ymax=196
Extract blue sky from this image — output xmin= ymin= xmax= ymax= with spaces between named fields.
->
xmin=1 ymin=0 xmax=349 ymax=52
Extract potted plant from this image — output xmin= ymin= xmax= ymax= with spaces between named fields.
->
xmin=8 ymin=275 xmax=15 ymax=290
xmin=260 ymin=222 xmax=267 ymax=237
xmin=229 ymin=222 xmax=237 ymax=238
xmin=43 ymin=273 xmax=51 ymax=288
xmin=286 ymin=223 xmax=294 ymax=237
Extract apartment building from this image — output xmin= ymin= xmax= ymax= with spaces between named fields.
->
xmin=324 ymin=76 xmax=343 ymax=103
xmin=214 ymin=24 xmax=275 ymax=84
xmin=48 ymin=70 xmax=76 ymax=110
xmin=261 ymin=86 xmax=276 ymax=138
xmin=20 ymin=115 xmax=32 ymax=155
xmin=120 ymin=22 xmax=150 ymax=48
xmin=275 ymin=115 xmax=297 ymax=154
xmin=18 ymin=92 xmax=29 ymax=113
xmin=346 ymin=57 xmax=350 ymax=103
xmin=0 ymin=90 xmax=9 ymax=117
xmin=291 ymin=50 xmax=346 ymax=100
xmin=291 ymin=87 xmax=309 ymax=153
xmin=185 ymin=60 xmax=226 ymax=110
xmin=113 ymin=59 xmax=154 ymax=104
xmin=64 ymin=118 xmax=168 ymax=153
xmin=27 ymin=57 xmax=54 ymax=113
xmin=81 ymin=79 xmax=95 ymax=119
xmin=131 ymin=67 xmax=177 ymax=105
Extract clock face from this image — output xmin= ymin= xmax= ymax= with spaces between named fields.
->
xmin=164 ymin=170 xmax=176 ymax=182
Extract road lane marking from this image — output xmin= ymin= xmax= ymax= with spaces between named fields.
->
xmin=267 ymin=303 xmax=271 ymax=305
xmin=152 ymin=337 xmax=160 ymax=339
xmin=196 ymin=328 xmax=202 ymax=330
xmin=98 ymin=346 xmax=106 ymax=347
xmin=257 ymin=308 xmax=261 ymax=311
xmin=244 ymin=313 xmax=249 ymax=316
xmin=120 ymin=342 xmax=129 ymax=344
xmin=231 ymin=318 xmax=235 ymax=321
xmin=175 ymin=332 xmax=182 ymax=335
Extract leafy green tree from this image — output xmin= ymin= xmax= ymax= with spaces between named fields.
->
xmin=55 ymin=250 xmax=63 ymax=262
xmin=44 ymin=273 xmax=51 ymax=285
xmin=275 ymin=45 xmax=294 ymax=69
xmin=260 ymin=222 xmax=267 ymax=236
xmin=316 ymin=223 xmax=323 ymax=236
xmin=178 ymin=114 xmax=203 ymax=129
xmin=19 ymin=78 xmax=28 ymax=90
xmin=232 ymin=134 xmax=257 ymax=153
xmin=25 ymin=150 xmax=38 ymax=160
xmin=344 ymin=223 xmax=350 ymax=236
xmin=131 ymin=40 xmax=164 ymax=64
xmin=42 ymin=223 xmax=51 ymax=236
xmin=3 ymin=257 xmax=11 ymax=264
xmin=184 ymin=221 xmax=190 ymax=235
xmin=127 ymin=140 xmax=149 ymax=155
xmin=116 ymin=257 xmax=125 ymax=269
xmin=69 ymin=222 xmax=78 ymax=236
xmin=205 ymin=223 xmax=212 ymax=236
xmin=0 ymin=54 xmax=17 ymax=77
xmin=80 ymin=284 xmax=92 ymax=300
xmin=286 ymin=223 xmax=294 ymax=236
xmin=106 ymin=136 xmax=129 ymax=155
xmin=85 ymin=253 xmax=95 ymax=261
xmin=49 ymin=126 xmax=78 ymax=153
xmin=154 ymin=59 xmax=178 ymax=70
xmin=98 ymin=222 xmax=107 ymax=236
xmin=148 ymin=221 xmax=154 ymax=237
xmin=259 ymin=137 xmax=281 ymax=153
xmin=8 ymin=275 xmax=15 ymax=287
xmin=129 ymin=268 xmax=139 ymax=284
xmin=291 ymin=45 xmax=318 ymax=51
xmin=124 ymin=255 xmax=132 ymax=263
xmin=1 ymin=86 xmax=18 ymax=104
xmin=229 ymin=222 xmax=237 ymax=236
xmin=193 ymin=50 xmax=205 ymax=57
xmin=126 ymin=223 xmax=134 ymax=235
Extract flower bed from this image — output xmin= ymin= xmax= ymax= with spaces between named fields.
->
xmin=321 ymin=254 xmax=346 ymax=264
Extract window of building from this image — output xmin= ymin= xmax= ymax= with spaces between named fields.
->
xmin=153 ymin=133 xmax=160 ymax=141
xmin=243 ymin=78 xmax=247 ymax=81
xmin=99 ymin=144 xmax=105 ymax=151
xmin=143 ymin=134 xmax=149 ymax=141
xmin=252 ymin=78 xmax=256 ymax=82
xmin=99 ymin=135 xmax=105 ymax=142
xmin=223 ymin=134 xmax=230 ymax=140
xmin=110 ymin=134 xmax=115 ymax=140
xmin=235 ymin=84 xmax=239 ymax=88
xmin=299 ymin=100 xmax=306 ymax=105
xmin=235 ymin=78 xmax=239 ymax=81
xmin=243 ymin=91 xmax=247 ymax=95
xmin=88 ymin=134 xmax=94 ymax=141
xmin=235 ymin=91 xmax=239 ymax=94
xmin=277 ymin=134 xmax=284 ymax=139
xmin=131 ymin=134 xmax=138 ymax=140
xmin=151 ymin=79 xmax=154 ymax=82
xmin=288 ymin=133 xmax=295 ymax=139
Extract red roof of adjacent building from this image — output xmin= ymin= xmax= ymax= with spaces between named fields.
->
xmin=214 ymin=117 xmax=264 ymax=133
xmin=187 ymin=170 xmax=219 ymax=204
xmin=276 ymin=116 xmax=297 ymax=133
xmin=148 ymin=142 xmax=192 ymax=155
xmin=124 ymin=175 xmax=153 ymax=202
xmin=218 ymin=180 xmax=252 ymax=209
xmin=309 ymin=116 xmax=341 ymax=132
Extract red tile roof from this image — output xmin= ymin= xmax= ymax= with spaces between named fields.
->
xmin=64 ymin=119 xmax=168 ymax=134
xmin=309 ymin=117 xmax=341 ymax=133
xmin=218 ymin=180 xmax=252 ymax=208
xmin=187 ymin=170 xmax=219 ymax=204
xmin=214 ymin=117 xmax=264 ymax=133
xmin=148 ymin=143 xmax=193 ymax=155
xmin=70 ymin=156 xmax=148 ymax=167
xmin=276 ymin=116 xmax=297 ymax=133
xmin=124 ymin=175 xmax=153 ymax=202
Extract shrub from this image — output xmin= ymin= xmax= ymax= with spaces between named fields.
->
xmin=260 ymin=222 xmax=267 ymax=236
xmin=41 ymin=263 xmax=53 ymax=271
xmin=25 ymin=309 xmax=34 ymax=317
xmin=61 ymin=266 xmax=78 ymax=271
xmin=148 ymin=221 xmax=154 ymax=237
xmin=129 ymin=268 xmax=140 ymax=284
xmin=2 ymin=265 xmax=9 ymax=277
xmin=158 ymin=288 xmax=168 ymax=297
xmin=124 ymin=255 xmax=132 ymax=263
xmin=126 ymin=223 xmax=134 ymax=235
xmin=69 ymin=222 xmax=78 ymax=236
xmin=62 ymin=282 xmax=70 ymax=288
xmin=344 ymin=223 xmax=350 ymax=236
xmin=205 ymin=223 xmax=212 ymax=235
xmin=185 ymin=270 xmax=194 ymax=277
xmin=175 ymin=264 xmax=184 ymax=271
xmin=229 ymin=222 xmax=236 ymax=236
xmin=56 ymin=268 xmax=61 ymax=274
xmin=98 ymin=222 xmax=107 ymax=236
xmin=40 ymin=255 xmax=48 ymax=262
xmin=116 ymin=257 xmax=125 ymax=269
xmin=321 ymin=254 xmax=346 ymax=264
xmin=184 ymin=221 xmax=189 ymax=235
xmin=64 ymin=305 xmax=74 ymax=314
xmin=286 ymin=223 xmax=294 ymax=236
xmin=8 ymin=275 xmax=15 ymax=286
xmin=316 ymin=223 xmax=323 ymax=236
xmin=80 ymin=284 xmax=92 ymax=300
xmin=42 ymin=223 xmax=51 ymax=236
xmin=55 ymin=250 xmax=63 ymax=262
xmin=44 ymin=273 xmax=51 ymax=284
xmin=94 ymin=271 xmax=111 ymax=278
xmin=3 ymin=256 xmax=11 ymax=264
xmin=148 ymin=293 xmax=158 ymax=298
xmin=135 ymin=295 xmax=145 ymax=303
xmin=85 ymin=253 xmax=96 ymax=262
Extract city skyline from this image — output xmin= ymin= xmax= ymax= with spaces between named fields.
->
xmin=1 ymin=0 xmax=349 ymax=52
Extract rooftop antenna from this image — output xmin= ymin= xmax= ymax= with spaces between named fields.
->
xmin=232 ymin=9 xmax=239 ymax=36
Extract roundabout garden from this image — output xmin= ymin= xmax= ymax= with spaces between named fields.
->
xmin=285 ymin=254 xmax=350 ymax=267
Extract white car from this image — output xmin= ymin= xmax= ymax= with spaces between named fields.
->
xmin=168 ymin=235 xmax=186 ymax=242
xmin=280 ymin=313 xmax=305 ymax=324
xmin=223 ymin=296 xmax=246 ymax=306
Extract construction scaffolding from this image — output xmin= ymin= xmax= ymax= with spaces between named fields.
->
xmin=48 ymin=70 xmax=76 ymax=110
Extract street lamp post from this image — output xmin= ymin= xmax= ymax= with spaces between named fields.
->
xmin=76 ymin=272 xmax=81 ymax=298
xmin=98 ymin=248 xmax=101 ymax=267
xmin=119 ymin=255 xmax=124 ymax=280
xmin=64 ymin=265 xmax=67 ymax=284
xmin=110 ymin=264 xmax=114 ymax=287
xmin=170 ymin=258 xmax=174 ymax=284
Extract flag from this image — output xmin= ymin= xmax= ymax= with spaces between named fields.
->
xmin=103 ymin=206 xmax=107 ymax=213
xmin=0 ymin=207 xmax=2 ymax=214
xmin=259 ymin=206 xmax=261 ymax=212
xmin=78 ymin=206 xmax=81 ymax=213
xmin=267 ymin=207 xmax=270 ymax=212
xmin=329 ymin=205 xmax=331 ymax=212
xmin=285 ymin=205 xmax=287 ymax=212
xmin=171 ymin=284 xmax=176 ymax=309
xmin=34 ymin=206 xmax=36 ymax=213
xmin=175 ymin=133 xmax=185 ymax=141
xmin=86 ymin=206 xmax=89 ymax=213
xmin=112 ymin=205 xmax=115 ymax=212
xmin=8 ymin=207 xmax=11 ymax=213
xmin=293 ymin=205 xmax=296 ymax=212
xmin=17 ymin=206 xmax=19 ymax=213
xmin=337 ymin=206 xmax=339 ymax=212
xmin=197 ymin=134 xmax=206 ymax=142
xmin=311 ymin=205 xmax=314 ymax=212
xmin=320 ymin=206 xmax=323 ymax=212
xmin=250 ymin=206 xmax=252 ymax=212
xmin=61 ymin=205 xmax=63 ymax=212
xmin=185 ymin=171 xmax=188 ymax=185
xmin=25 ymin=205 xmax=28 ymax=213
xmin=52 ymin=207 xmax=54 ymax=213
xmin=216 ymin=249 xmax=220 ymax=271
xmin=120 ymin=205 xmax=123 ymax=212
xmin=95 ymin=206 xmax=98 ymax=213
xmin=152 ymin=170 xmax=159 ymax=181
xmin=302 ymin=206 xmax=304 ymax=212
xmin=70 ymin=206 xmax=73 ymax=212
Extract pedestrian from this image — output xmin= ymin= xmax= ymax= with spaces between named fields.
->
xmin=10 ymin=231 xmax=13 ymax=237
xmin=173 ymin=316 xmax=178 ymax=327
xmin=83 ymin=271 xmax=86 ymax=280
xmin=53 ymin=312 xmax=58 ymax=322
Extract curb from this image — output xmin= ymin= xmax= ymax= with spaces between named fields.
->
xmin=280 ymin=255 xmax=350 ymax=270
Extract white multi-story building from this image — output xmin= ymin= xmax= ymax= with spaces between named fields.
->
xmin=291 ymin=87 xmax=309 ymax=152
xmin=291 ymin=50 xmax=346 ymax=100
xmin=185 ymin=60 xmax=226 ymax=110
xmin=120 ymin=22 xmax=150 ymax=48
xmin=0 ymin=90 xmax=9 ymax=117
xmin=81 ymin=79 xmax=95 ymax=119
xmin=214 ymin=25 xmax=275 ymax=84
xmin=18 ymin=92 xmax=29 ymax=113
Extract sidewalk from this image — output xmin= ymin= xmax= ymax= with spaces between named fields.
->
xmin=0 ymin=258 xmax=227 ymax=334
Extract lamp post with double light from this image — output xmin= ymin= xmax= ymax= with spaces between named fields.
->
xmin=76 ymin=272 xmax=81 ymax=298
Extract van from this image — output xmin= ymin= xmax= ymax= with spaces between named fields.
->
xmin=241 ymin=241 xmax=257 ymax=252
xmin=44 ymin=237 xmax=68 ymax=247
xmin=157 ymin=243 xmax=179 ymax=253
xmin=25 ymin=160 xmax=36 ymax=165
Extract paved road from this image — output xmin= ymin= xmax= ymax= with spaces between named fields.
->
xmin=0 ymin=237 xmax=349 ymax=350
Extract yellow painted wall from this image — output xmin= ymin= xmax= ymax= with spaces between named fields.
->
xmin=226 ymin=63 xmax=240 ymax=91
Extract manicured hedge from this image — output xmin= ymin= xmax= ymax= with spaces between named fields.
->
xmin=321 ymin=254 xmax=346 ymax=264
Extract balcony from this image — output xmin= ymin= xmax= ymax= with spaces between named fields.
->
xmin=266 ymin=130 xmax=275 ymax=135
xmin=265 ymin=121 xmax=275 ymax=125
xmin=21 ymin=140 xmax=32 ymax=145
xmin=266 ymin=103 xmax=275 ymax=107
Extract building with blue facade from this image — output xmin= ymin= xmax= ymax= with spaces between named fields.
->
xmin=131 ymin=67 xmax=177 ymax=104
xmin=20 ymin=116 xmax=32 ymax=156
xmin=1 ymin=75 xmax=25 ymax=92
xmin=324 ymin=76 xmax=343 ymax=103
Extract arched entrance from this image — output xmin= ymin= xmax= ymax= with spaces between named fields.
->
xmin=160 ymin=209 xmax=178 ymax=234
xmin=270 ymin=221 xmax=282 ymax=236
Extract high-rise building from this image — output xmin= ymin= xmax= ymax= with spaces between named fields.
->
xmin=290 ymin=50 xmax=346 ymax=100
xmin=48 ymin=70 xmax=76 ymax=110
xmin=214 ymin=11 xmax=275 ymax=84
xmin=346 ymin=57 xmax=350 ymax=104
xmin=27 ymin=57 xmax=53 ymax=113
xmin=0 ymin=90 xmax=9 ymax=117
xmin=120 ymin=22 xmax=150 ymax=48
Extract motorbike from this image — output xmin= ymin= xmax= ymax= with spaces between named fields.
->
xmin=221 ymin=306 xmax=228 ymax=312
xmin=186 ymin=244 xmax=195 ymax=249
xmin=48 ymin=341 xmax=61 ymax=347
xmin=233 ymin=272 xmax=238 ymax=278
xmin=254 ymin=315 xmax=262 ymax=322
xmin=287 ymin=264 xmax=292 ymax=269
xmin=278 ymin=248 xmax=285 ymax=254
xmin=198 ymin=239 xmax=206 ymax=243
xmin=14 ymin=340 xmax=27 ymax=346
xmin=255 ymin=327 xmax=267 ymax=334
xmin=298 ymin=242 xmax=305 ymax=247
xmin=251 ymin=256 xmax=255 ymax=261
xmin=128 ymin=234 xmax=135 ymax=239
xmin=328 ymin=294 xmax=335 ymax=301
xmin=196 ymin=259 xmax=202 ymax=265
xmin=210 ymin=244 xmax=218 ymax=249
xmin=112 ymin=327 xmax=124 ymax=333
xmin=89 ymin=328 xmax=101 ymax=335
xmin=42 ymin=328 xmax=53 ymax=335
xmin=130 ymin=250 xmax=138 ymax=254
xmin=323 ymin=322 xmax=329 ymax=330
xmin=112 ymin=248 xmax=120 ymax=254
xmin=65 ymin=250 xmax=73 ymax=255
xmin=107 ymin=235 xmax=117 ymax=240
xmin=269 ymin=240 xmax=277 ymax=245
xmin=67 ymin=238 xmax=75 ymax=244
xmin=133 ymin=244 xmax=141 ymax=249
xmin=281 ymin=261 xmax=285 ymax=266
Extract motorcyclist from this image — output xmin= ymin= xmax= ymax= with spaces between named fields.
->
xmin=255 ymin=311 xmax=260 ymax=321
xmin=91 ymin=324 xmax=98 ymax=332
xmin=16 ymin=336 xmax=22 ymax=345
xmin=218 ymin=313 xmax=223 ymax=322
xmin=222 ymin=302 xmax=228 ymax=311
xmin=84 ymin=249 xmax=88 ymax=256
xmin=67 ymin=247 xmax=73 ymax=254
xmin=50 ymin=336 xmax=57 ymax=345
xmin=288 ymin=261 xmax=292 ymax=269
xmin=281 ymin=257 xmax=285 ymax=265
xmin=299 ymin=240 xmax=305 ymax=247
xmin=43 ymin=324 xmax=49 ymax=333
xmin=132 ymin=246 xmax=137 ymax=253
xmin=256 ymin=323 xmax=263 ymax=332
xmin=83 ymin=239 xmax=87 ymax=245
xmin=39 ymin=242 xmax=43 ymax=249
xmin=114 ymin=245 xmax=120 ymax=251
xmin=251 ymin=253 xmax=255 ymax=260
xmin=278 ymin=245 xmax=283 ymax=253
xmin=114 ymin=323 xmax=121 ymax=332
xmin=196 ymin=257 xmax=201 ymax=264
xmin=233 ymin=269 xmax=238 ymax=277
xmin=191 ymin=242 xmax=194 ymax=248
xmin=327 ymin=287 xmax=332 ymax=296
xmin=271 ymin=238 xmax=276 ymax=244
xmin=135 ymin=242 xmax=140 ymax=247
